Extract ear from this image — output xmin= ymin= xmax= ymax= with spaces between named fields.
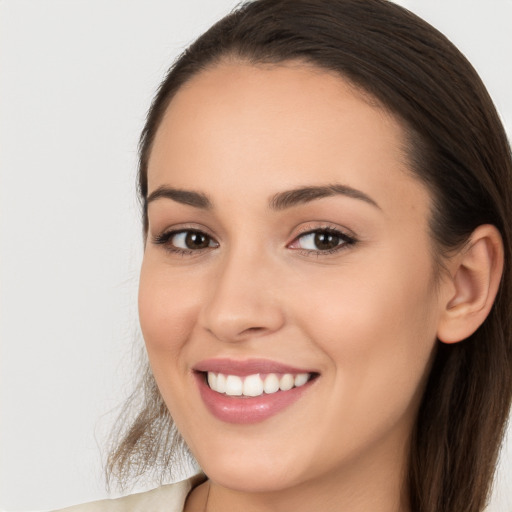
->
xmin=437 ymin=224 xmax=504 ymax=344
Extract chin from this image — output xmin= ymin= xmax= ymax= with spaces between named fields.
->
xmin=185 ymin=432 xmax=309 ymax=493
xmin=201 ymin=458 xmax=302 ymax=494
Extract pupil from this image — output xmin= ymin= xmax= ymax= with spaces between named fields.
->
xmin=186 ymin=232 xmax=209 ymax=249
xmin=314 ymin=232 xmax=340 ymax=250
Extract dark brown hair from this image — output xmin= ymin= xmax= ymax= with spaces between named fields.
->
xmin=107 ymin=1 xmax=512 ymax=510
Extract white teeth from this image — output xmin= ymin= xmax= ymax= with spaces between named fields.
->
xmin=294 ymin=373 xmax=309 ymax=387
xmin=207 ymin=371 xmax=312 ymax=396
xmin=225 ymin=375 xmax=243 ymax=396
xmin=207 ymin=372 xmax=217 ymax=389
xmin=216 ymin=373 xmax=226 ymax=394
xmin=279 ymin=374 xmax=294 ymax=391
xmin=243 ymin=374 xmax=264 ymax=397
xmin=263 ymin=373 xmax=280 ymax=394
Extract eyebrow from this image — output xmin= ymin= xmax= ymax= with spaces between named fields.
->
xmin=146 ymin=183 xmax=380 ymax=211
xmin=269 ymin=184 xmax=381 ymax=211
xmin=146 ymin=186 xmax=213 ymax=209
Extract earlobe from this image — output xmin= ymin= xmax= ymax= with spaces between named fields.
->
xmin=437 ymin=225 xmax=504 ymax=344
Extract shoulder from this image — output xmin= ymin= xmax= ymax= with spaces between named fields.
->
xmin=52 ymin=474 xmax=206 ymax=512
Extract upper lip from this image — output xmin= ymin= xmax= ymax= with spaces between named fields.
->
xmin=193 ymin=358 xmax=317 ymax=376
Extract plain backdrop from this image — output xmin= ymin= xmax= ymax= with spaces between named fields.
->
xmin=1 ymin=1 xmax=511 ymax=511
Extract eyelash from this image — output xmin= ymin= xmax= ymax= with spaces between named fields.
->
xmin=152 ymin=229 xmax=218 ymax=256
xmin=152 ymin=225 xmax=357 ymax=257
xmin=285 ymin=225 xmax=357 ymax=257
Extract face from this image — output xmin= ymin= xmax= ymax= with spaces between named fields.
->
xmin=139 ymin=62 xmax=444 ymax=493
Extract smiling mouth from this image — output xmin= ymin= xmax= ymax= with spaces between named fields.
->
xmin=202 ymin=371 xmax=318 ymax=397
xmin=194 ymin=361 xmax=320 ymax=423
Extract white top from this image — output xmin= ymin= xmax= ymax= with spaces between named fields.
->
xmin=52 ymin=474 xmax=206 ymax=512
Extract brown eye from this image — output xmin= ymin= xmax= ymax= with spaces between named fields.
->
xmin=289 ymin=228 xmax=356 ymax=254
xmin=313 ymin=231 xmax=341 ymax=251
xmin=182 ymin=231 xmax=211 ymax=249
xmin=152 ymin=229 xmax=218 ymax=253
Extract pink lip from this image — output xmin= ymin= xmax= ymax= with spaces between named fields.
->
xmin=193 ymin=358 xmax=318 ymax=424
xmin=193 ymin=358 xmax=315 ymax=376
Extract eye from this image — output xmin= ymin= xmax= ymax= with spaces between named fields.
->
xmin=171 ymin=231 xmax=215 ymax=250
xmin=152 ymin=229 xmax=219 ymax=254
xmin=289 ymin=227 xmax=356 ymax=255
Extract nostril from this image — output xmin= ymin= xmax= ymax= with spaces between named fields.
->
xmin=234 ymin=326 xmax=269 ymax=340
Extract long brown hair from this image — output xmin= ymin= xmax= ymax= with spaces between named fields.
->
xmin=107 ymin=1 xmax=512 ymax=510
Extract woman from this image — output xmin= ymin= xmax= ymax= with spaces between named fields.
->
xmin=58 ymin=0 xmax=512 ymax=511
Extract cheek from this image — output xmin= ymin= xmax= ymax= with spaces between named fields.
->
xmin=293 ymin=252 xmax=439 ymax=419
xmin=298 ymin=247 xmax=437 ymax=340
xmin=138 ymin=257 xmax=208 ymax=423
xmin=138 ymin=257 xmax=202 ymax=359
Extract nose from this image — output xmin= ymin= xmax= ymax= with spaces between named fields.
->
xmin=198 ymin=248 xmax=286 ymax=343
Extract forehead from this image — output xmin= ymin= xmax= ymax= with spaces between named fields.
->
xmin=148 ymin=62 xmax=430 ymax=222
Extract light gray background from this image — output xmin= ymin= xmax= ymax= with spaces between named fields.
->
xmin=1 ymin=1 xmax=511 ymax=511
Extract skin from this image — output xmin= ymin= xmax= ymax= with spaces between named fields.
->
xmin=138 ymin=62 xmax=499 ymax=511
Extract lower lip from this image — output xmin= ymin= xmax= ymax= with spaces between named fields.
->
xmin=195 ymin=373 xmax=315 ymax=424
